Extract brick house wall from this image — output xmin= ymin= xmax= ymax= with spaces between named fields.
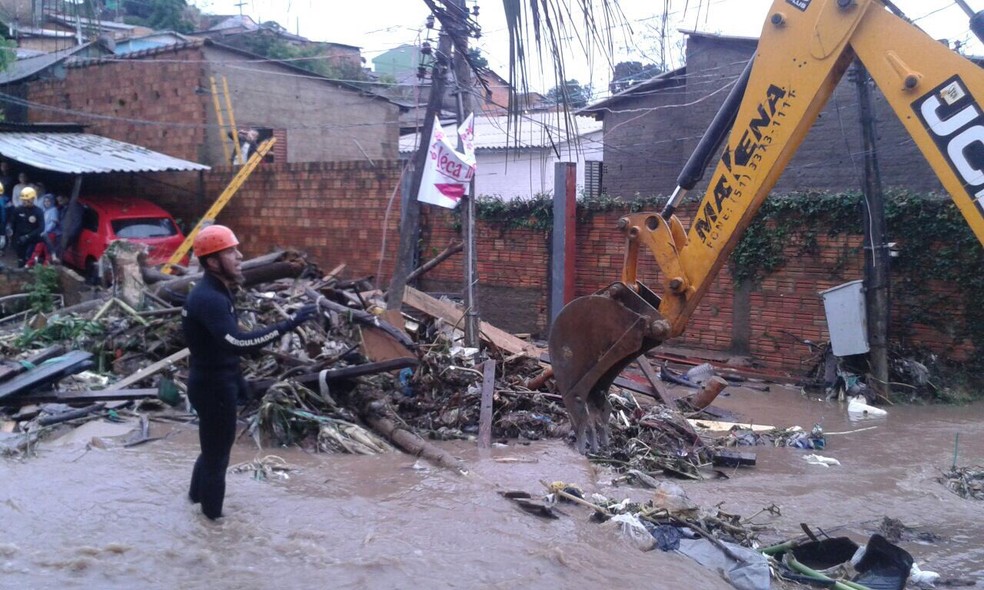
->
xmin=25 ymin=45 xmax=210 ymax=164
xmin=592 ymin=33 xmax=947 ymax=200
xmin=200 ymin=45 xmax=401 ymax=166
xmin=15 ymin=42 xmax=401 ymax=167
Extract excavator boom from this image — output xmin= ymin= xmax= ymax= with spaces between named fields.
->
xmin=550 ymin=0 xmax=984 ymax=452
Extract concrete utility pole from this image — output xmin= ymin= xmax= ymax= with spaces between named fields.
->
xmin=386 ymin=12 xmax=455 ymax=311
xmin=853 ymin=62 xmax=891 ymax=398
xmin=450 ymin=0 xmax=479 ymax=347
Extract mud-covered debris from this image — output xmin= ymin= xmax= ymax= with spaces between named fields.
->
xmin=938 ymin=466 xmax=984 ymax=500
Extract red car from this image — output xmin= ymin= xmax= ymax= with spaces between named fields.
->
xmin=61 ymin=196 xmax=187 ymax=280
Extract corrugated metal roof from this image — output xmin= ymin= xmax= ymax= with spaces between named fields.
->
xmin=0 ymin=44 xmax=91 ymax=85
xmin=0 ymin=132 xmax=210 ymax=174
xmin=399 ymin=111 xmax=603 ymax=153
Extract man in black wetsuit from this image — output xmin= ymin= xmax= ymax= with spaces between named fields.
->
xmin=182 ymin=224 xmax=316 ymax=520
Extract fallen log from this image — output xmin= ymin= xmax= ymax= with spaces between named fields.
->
xmin=406 ymin=240 xmax=463 ymax=283
xmin=363 ymin=402 xmax=467 ymax=474
xmin=151 ymin=252 xmax=308 ymax=304
xmin=691 ymin=376 xmax=728 ymax=410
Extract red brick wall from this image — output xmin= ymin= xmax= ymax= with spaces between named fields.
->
xmin=200 ymin=161 xmax=405 ymax=285
xmin=413 ymin=202 xmax=976 ymax=373
xmin=139 ymin=161 xmax=975 ymax=374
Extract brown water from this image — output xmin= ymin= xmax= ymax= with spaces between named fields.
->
xmin=2 ymin=384 xmax=983 ymax=590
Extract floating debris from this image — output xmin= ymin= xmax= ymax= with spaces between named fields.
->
xmin=938 ymin=466 xmax=984 ymax=500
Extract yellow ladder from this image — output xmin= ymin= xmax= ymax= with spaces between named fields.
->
xmin=160 ymin=137 xmax=276 ymax=275
xmin=210 ymin=75 xmax=243 ymax=165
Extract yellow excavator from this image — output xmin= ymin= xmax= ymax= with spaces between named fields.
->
xmin=549 ymin=0 xmax=984 ymax=454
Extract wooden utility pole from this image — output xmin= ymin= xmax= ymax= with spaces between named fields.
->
xmin=386 ymin=18 xmax=454 ymax=311
xmin=451 ymin=0 xmax=479 ymax=347
xmin=854 ymin=62 xmax=891 ymax=397
xmin=549 ymin=162 xmax=576 ymax=324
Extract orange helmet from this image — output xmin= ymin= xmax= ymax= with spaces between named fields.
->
xmin=193 ymin=224 xmax=239 ymax=258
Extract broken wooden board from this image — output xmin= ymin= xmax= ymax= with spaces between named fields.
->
xmin=0 ymin=345 xmax=67 ymax=383
xmin=403 ymin=286 xmax=544 ymax=359
xmin=0 ymin=351 xmax=94 ymax=401
xmin=634 ymin=356 xmax=672 ymax=406
xmin=687 ymin=419 xmax=775 ymax=433
xmin=111 ymin=348 xmax=189 ymax=389
xmin=360 ymin=309 xmax=416 ymax=363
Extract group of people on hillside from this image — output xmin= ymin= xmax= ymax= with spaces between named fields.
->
xmin=1 ymin=160 xmax=67 ymax=269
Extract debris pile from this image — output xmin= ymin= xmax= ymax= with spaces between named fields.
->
xmin=0 ymin=250 xmax=755 ymax=479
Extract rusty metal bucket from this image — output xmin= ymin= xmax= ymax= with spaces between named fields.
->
xmin=548 ymin=282 xmax=670 ymax=452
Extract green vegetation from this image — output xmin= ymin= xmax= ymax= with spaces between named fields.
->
xmin=224 ymin=33 xmax=369 ymax=82
xmin=123 ymin=0 xmax=197 ymax=33
xmin=27 ymin=265 xmax=59 ymax=314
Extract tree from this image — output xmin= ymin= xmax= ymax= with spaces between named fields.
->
xmin=223 ymin=33 xmax=369 ymax=82
xmin=123 ymin=0 xmax=196 ymax=33
xmin=610 ymin=60 xmax=662 ymax=93
xmin=545 ymin=79 xmax=592 ymax=108
xmin=467 ymin=48 xmax=488 ymax=70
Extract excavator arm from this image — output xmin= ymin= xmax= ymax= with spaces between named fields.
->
xmin=549 ymin=0 xmax=984 ymax=452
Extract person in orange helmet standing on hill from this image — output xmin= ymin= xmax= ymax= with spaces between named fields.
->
xmin=181 ymin=224 xmax=318 ymax=520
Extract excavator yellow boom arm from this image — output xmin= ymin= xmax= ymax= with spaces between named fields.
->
xmin=632 ymin=0 xmax=984 ymax=336
xmin=549 ymin=0 xmax=984 ymax=453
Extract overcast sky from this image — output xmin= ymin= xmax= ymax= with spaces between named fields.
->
xmin=189 ymin=0 xmax=984 ymax=95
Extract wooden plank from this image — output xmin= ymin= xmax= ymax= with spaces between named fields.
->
xmin=0 ymin=351 xmax=93 ymax=400
xmin=112 ymin=348 xmax=190 ymax=389
xmin=478 ymin=359 xmax=495 ymax=448
xmin=15 ymin=389 xmax=159 ymax=404
xmin=403 ymin=286 xmax=544 ymax=358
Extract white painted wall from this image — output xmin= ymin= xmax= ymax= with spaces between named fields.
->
xmin=472 ymin=130 xmax=603 ymax=201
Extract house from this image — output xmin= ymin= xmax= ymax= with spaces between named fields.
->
xmin=0 ymin=39 xmax=404 ymax=166
xmin=0 ymin=2 xmax=152 ymax=53
xmin=579 ymin=31 xmax=947 ymax=200
xmin=191 ymin=15 xmax=364 ymax=74
xmin=400 ymin=111 xmax=604 ymax=201
xmin=111 ymin=31 xmax=192 ymax=56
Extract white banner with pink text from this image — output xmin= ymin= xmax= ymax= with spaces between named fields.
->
xmin=417 ymin=114 xmax=476 ymax=209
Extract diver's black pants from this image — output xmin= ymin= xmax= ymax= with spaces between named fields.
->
xmin=188 ymin=371 xmax=241 ymax=520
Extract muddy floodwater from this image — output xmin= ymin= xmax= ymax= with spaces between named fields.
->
xmin=2 ymin=384 xmax=983 ymax=590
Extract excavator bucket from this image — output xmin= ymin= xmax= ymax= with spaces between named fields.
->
xmin=548 ymin=282 xmax=670 ymax=453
